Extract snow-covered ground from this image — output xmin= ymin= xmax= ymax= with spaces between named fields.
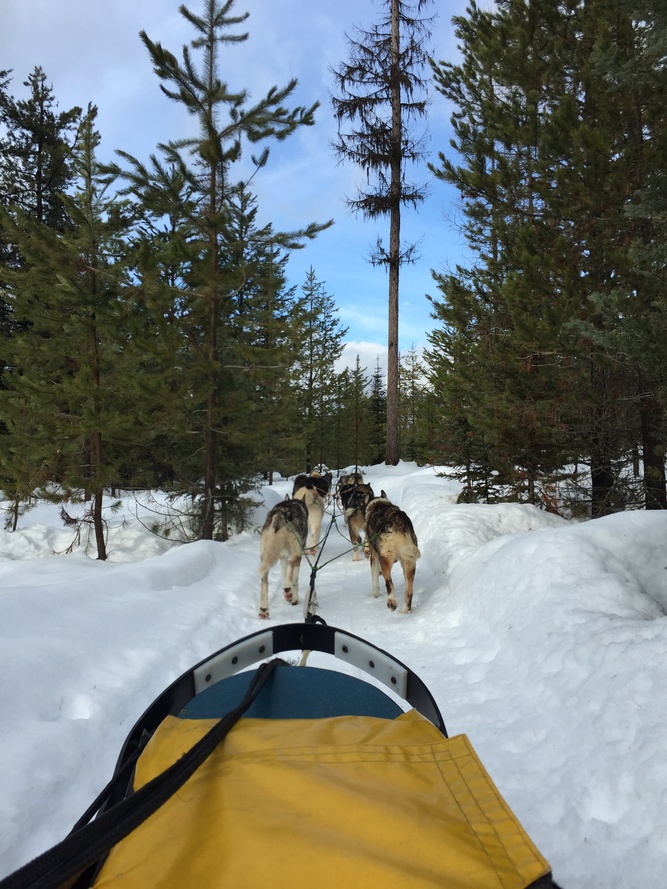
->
xmin=1 ymin=462 xmax=666 ymax=888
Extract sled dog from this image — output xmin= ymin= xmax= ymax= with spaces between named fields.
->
xmin=258 ymin=496 xmax=308 ymax=619
xmin=310 ymin=469 xmax=333 ymax=501
xmin=293 ymin=479 xmax=325 ymax=555
xmin=336 ymin=471 xmax=364 ymax=507
xmin=365 ymin=493 xmax=420 ymax=613
xmin=293 ymin=470 xmax=332 ymax=504
xmin=343 ymin=482 xmax=374 ymax=561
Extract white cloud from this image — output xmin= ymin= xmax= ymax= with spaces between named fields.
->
xmin=336 ymin=341 xmax=387 ymax=380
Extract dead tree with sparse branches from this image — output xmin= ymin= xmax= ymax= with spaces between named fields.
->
xmin=331 ymin=0 xmax=433 ymax=465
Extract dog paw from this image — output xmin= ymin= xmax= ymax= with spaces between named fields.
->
xmin=258 ymin=608 xmax=270 ymax=620
xmin=283 ymin=588 xmax=293 ymax=602
xmin=387 ymin=598 xmax=397 ymax=611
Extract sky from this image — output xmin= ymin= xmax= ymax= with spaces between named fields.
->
xmin=0 ymin=0 xmax=475 ymax=378
xmin=1 ymin=462 xmax=667 ymax=888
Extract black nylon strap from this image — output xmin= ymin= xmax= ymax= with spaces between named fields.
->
xmin=68 ymin=734 xmax=148 ymax=835
xmin=0 ymin=658 xmax=284 ymax=889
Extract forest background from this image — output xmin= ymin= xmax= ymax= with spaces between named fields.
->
xmin=0 ymin=0 xmax=665 ymax=560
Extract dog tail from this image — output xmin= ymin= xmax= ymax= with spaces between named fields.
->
xmin=265 ymin=511 xmax=286 ymax=533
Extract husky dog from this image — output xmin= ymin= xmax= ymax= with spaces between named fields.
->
xmin=291 ymin=475 xmax=325 ymax=555
xmin=292 ymin=473 xmax=311 ymax=496
xmin=336 ymin=471 xmax=364 ymax=507
xmin=342 ymin=482 xmax=374 ymax=561
xmin=310 ymin=469 xmax=333 ymax=501
xmin=365 ymin=493 xmax=421 ymax=613
xmin=258 ymin=496 xmax=308 ymax=619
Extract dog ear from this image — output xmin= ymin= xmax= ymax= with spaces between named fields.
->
xmin=381 ymin=490 xmax=387 ymax=499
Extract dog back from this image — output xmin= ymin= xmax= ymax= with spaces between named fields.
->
xmin=262 ymin=497 xmax=308 ymax=540
xmin=293 ymin=484 xmax=324 ymax=512
xmin=366 ymin=498 xmax=420 ymax=556
xmin=344 ymin=483 xmax=375 ymax=517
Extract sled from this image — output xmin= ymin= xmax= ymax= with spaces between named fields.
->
xmin=1 ymin=622 xmax=560 ymax=889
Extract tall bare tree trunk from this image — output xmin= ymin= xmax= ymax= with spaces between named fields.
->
xmin=385 ymin=0 xmax=401 ymax=466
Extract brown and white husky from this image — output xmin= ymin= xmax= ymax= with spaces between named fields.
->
xmin=292 ymin=476 xmax=325 ymax=555
xmin=258 ymin=496 xmax=308 ymax=619
xmin=365 ymin=493 xmax=421 ymax=613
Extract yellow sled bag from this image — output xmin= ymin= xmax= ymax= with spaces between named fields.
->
xmin=0 ymin=624 xmax=558 ymax=889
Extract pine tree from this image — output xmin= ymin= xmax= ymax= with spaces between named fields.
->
xmin=0 ymin=107 xmax=141 ymax=558
xmin=110 ymin=0 xmax=330 ymax=538
xmin=585 ymin=0 xmax=667 ymax=509
xmin=368 ymin=357 xmax=386 ymax=464
xmin=428 ymin=0 xmax=666 ymax=513
xmin=331 ymin=0 xmax=432 ymax=465
xmin=333 ymin=357 xmax=371 ymax=471
xmin=0 ymin=69 xmax=81 ymax=395
xmin=427 ymin=2 xmax=578 ymax=504
xmin=214 ymin=184 xmax=301 ymax=533
xmin=0 ymin=66 xmax=81 ymax=229
xmin=425 ymin=271 xmax=500 ymax=501
xmin=398 ymin=345 xmax=427 ymax=463
xmin=290 ymin=267 xmax=348 ymax=472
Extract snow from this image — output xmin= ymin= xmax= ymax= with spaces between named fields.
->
xmin=1 ymin=462 xmax=666 ymax=888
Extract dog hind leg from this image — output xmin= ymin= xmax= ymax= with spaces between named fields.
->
xmin=258 ymin=570 xmax=270 ymax=619
xmin=287 ymin=555 xmax=301 ymax=606
xmin=380 ymin=554 xmax=397 ymax=610
xmin=280 ymin=552 xmax=294 ymax=603
xmin=401 ymin=559 xmax=416 ymax=613
xmin=369 ymin=549 xmax=382 ymax=598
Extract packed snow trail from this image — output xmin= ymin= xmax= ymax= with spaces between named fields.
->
xmin=1 ymin=463 xmax=667 ymax=888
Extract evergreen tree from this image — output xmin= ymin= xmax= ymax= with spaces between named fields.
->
xmin=118 ymin=161 xmax=203 ymax=494
xmin=0 ymin=107 xmax=141 ymax=558
xmin=0 ymin=68 xmax=81 ymax=391
xmin=214 ymin=184 xmax=301 ymax=533
xmin=368 ymin=357 xmax=387 ymax=464
xmin=110 ymin=0 xmax=330 ymax=538
xmin=425 ymin=270 xmax=499 ymax=501
xmin=290 ymin=267 xmax=348 ymax=471
xmin=0 ymin=66 xmax=81 ymax=229
xmin=428 ymin=0 xmax=667 ymax=513
xmin=331 ymin=0 xmax=432 ymax=465
xmin=398 ymin=345 xmax=427 ymax=462
xmin=333 ymin=357 xmax=371 ymax=471
xmin=586 ymin=0 xmax=667 ymax=509
xmin=328 ymin=370 xmax=352 ymax=473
